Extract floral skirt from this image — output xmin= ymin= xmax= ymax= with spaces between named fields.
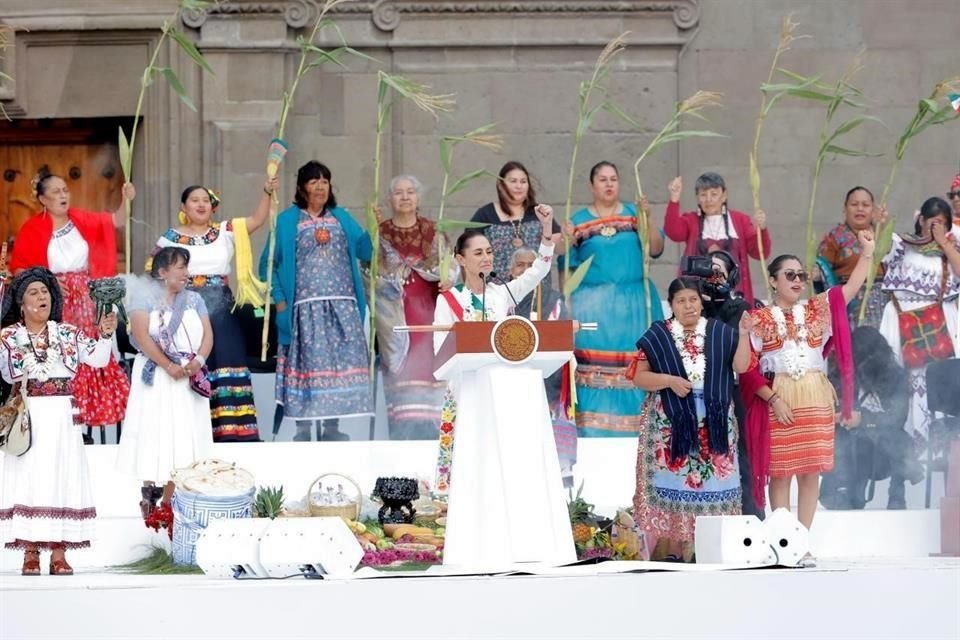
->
xmin=56 ymin=270 xmax=129 ymax=426
xmin=632 ymin=391 xmax=741 ymax=544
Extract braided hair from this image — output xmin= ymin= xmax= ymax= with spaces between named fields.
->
xmin=1 ymin=267 xmax=65 ymax=327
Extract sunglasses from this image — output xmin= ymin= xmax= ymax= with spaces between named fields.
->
xmin=947 ymin=191 xmax=960 ymax=199
xmin=781 ymin=270 xmax=809 ymax=283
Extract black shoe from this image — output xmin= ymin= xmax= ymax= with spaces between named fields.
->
xmin=292 ymin=429 xmax=311 ymax=442
xmin=321 ymin=427 xmax=350 ymax=442
xmin=82 ymin=434 xmax=95 ymax=445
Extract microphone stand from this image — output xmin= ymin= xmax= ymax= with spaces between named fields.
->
xmin=479 ymin=272 xmax=488 ymax=321
xmin=488 ymin=272 xmax=520 ymax=314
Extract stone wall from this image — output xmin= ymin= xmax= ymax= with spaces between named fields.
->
xmin=2 ymin=0 xmax=958 ymax=292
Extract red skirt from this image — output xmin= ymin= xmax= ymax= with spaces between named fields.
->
xmin=56 ymin=271 xmax=130 ymax=426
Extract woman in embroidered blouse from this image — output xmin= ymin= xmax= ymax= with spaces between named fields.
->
xmin=260 ymin=161 xmax=374 ymax=442
xmin=815 ymin=186 xmax=888 ymax=327
xmin=746 ymin=234 xmax=875 ymax=563
xmin=878 ymin=197 xmax=960 ymax=443
xmin=150 ymin=175 xmax=276 ymax=442
xmin=628 ymin=277 xmax=753 ymax=562
xmin=117 ymin=247 xmax=214 ymax=520
xmin=663 ymin=173 xmax=770 ymax=306
xmin=0 ymin=268 xmax=118 ymax=576
xmin=432 ymin=210 xmax=555 ymax=497
xmin=376 ymin=175 xmax=451 ymax=440
xmin=10 ymin=170 xmax=135 ymax=434
xmin=469 ymin=161 xmax=563 ymax=277
xmin=568 ymin=161 xmax=664 ymax=438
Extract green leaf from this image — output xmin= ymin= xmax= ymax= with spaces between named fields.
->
xmin=920 ymin=98 xmax=940 ymax=113
xmin=117 ymin=126 xmax=133 ymax=181
xmin=581 ymin=103 xmax=605 ymax=132
xmin=651 ymin=130 xmax=727 ymax=146
xmin=445 ymin=169 xmax=494 ymax=198
xmin=158 ymin=66 xmax=197 ymax=112
xmin=563 ymin=255 xmax=594 ymax=298
xmin=439 ymin=139 xmax=454 ymax=174
xmin=306 ymin=46 xmax=349 ymax=70
xmin=602 ymin=101 xmax=641 ymax=128
xmin=142 ymin=66 xmax=156 ymax=89
xmin=434 ymin=219 xmax=489 ymax=233
xmin=168 ymin=28 xmax=214 ymax=74
xmin=822 ymin=144 xmax=874 ymax=157
xmin=179 ymin=0 xmax=211 ymax=10
xmin=823 ymin=114 xmax=882 ymax=147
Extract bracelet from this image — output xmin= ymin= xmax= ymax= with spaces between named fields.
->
xmin=194 ymin=354 xmax=206 ymax=367
xmin=767 ymin=393 xmax=780 ymax=405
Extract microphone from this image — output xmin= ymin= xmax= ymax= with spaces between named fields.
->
xmin=488 ymin=272 xmax=521 ymax=314
xmin=479 ymin=272 xmax=488 ymax=321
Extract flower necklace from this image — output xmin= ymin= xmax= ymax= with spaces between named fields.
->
xmin=21 ymin=322 xmax=60 ymax=382
xmin=770 ymin=303 xmax=809 ymax=380
xmin=670 ymin=316 xmax=707 ymax=384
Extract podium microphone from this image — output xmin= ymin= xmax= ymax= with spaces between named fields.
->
xmin=487 ymin=272 xmax=520 ymax=314
xmin=479 ymin=272 xmax=487 ymax=320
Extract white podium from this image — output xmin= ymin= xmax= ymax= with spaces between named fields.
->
xmin=433 ymin=318 xmax=577 ymax=570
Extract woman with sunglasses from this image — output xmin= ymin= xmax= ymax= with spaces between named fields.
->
xmin=744 ymin=233 xmax=874 ymax=566
xmin=948 ymin=174 xmax=960 ymax=228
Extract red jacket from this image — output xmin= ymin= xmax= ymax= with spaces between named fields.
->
xmin=11 ymin=209 xmax=118 ymax=278
xmin=663 ymin=201 xmax=771 ymax=305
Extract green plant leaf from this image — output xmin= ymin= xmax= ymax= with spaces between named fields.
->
xmin=117 ymin=126 xmax=133 ymax=181
xmin=168 ymin=27 xmax=214 ymax=74
xmin=439 ymin=139 xmax=454 ymax=174
xmin=822 ymin=144 xmax=874 ymax=157
xmin=179 ymin=0 xmax=211 ymax=10
xmin=651 ymin=130 xmax=727 ymax=147
xmin=304 ymin=44 xmax=349 ymax=70
xmin=823 ymin=114 xmax=883 ymax=147
xmin=602 ymin=101 xmax=641 ymax=128
xmin=158 ymin=66 xmax=197 ymax=112
xmin=444 ymin=169 xmax=493 ymax=199
xmin=563 ymin=255 xmax=594 ymax=298
xmin=920 ymin=98 xmax=939 ymax=113
xmin=435 ymin=220 xmax=489 ymax=233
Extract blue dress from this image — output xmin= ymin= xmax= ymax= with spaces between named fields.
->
xmin=568 ymin=202 xmax=664 ymax=437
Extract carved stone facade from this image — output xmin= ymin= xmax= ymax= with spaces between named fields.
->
xmin=2 ymin=0 xmax=957 ymax=288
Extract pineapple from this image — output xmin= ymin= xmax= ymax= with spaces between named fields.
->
xmin=567 ymin=483 xmax=596 ymax=544
xmin=253 ymin=485 xmax=285 ymax=519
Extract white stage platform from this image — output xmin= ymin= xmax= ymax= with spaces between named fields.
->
xmin=0 ymin=439 xmax=949 ymax=571
xmin=1 ymin=440 xmax=957 ymax=640
xmin=2 ymin=557 xmax=958 ymax=640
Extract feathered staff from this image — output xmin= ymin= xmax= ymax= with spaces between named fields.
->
xmin=631 ymin=90 xmax=725 ymax=326
xmin=260 ymin=0 xmax=373 ymax=360
xmin=366 ymin=72 xmax=455 ymax=391
xmin=117 ymin=0 xmax=216 ymax=274
xmin=748 ymin=14 xmax=806 ymax=301
xmin=859 ymin=77 xmax=960 ymax=324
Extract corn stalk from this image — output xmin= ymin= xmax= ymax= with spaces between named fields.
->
xmin=435 ymin=123 xmax=503 ymax=283
xmin=562 ymin=32 xmax=629 ymax=283
xmin=749 ymin=14 xmax=807 ymax=300
xmin=260 ymin=0 xmax=374 ymax=361
xmin=0 ymin=24 xmax=14 ymax=121
xmin=366 ymin=72 xmax=454 ymax=394
xmin=859 ymin=76 xmax=960 ymax=324
xmin=630 ymin=91 xmax=724 ymax=327
xmin=117 ymin=0 xmax=216 ymax=275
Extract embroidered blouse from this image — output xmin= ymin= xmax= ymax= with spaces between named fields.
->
xmin=748 ymin=292 xmax=833 ymax=376
xmin=0 ymin=322 xmax=113 ymax=383
xmin=47 ymin=222 xmax=90 ymax=273
xmin=154 ymin=220 xmax=235 ymax=277
xmin=881 ymin=233 xmax=960 ymax=307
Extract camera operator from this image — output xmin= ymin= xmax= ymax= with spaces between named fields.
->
xmin=681 ymin=250 xmax=763 ymax=518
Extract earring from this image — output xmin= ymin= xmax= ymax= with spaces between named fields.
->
xmin=177 ymin=211 xmax=188 ymax=225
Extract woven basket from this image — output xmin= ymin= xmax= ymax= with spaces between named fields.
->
xmin=306 ymin=473 xmax=361 ymax=520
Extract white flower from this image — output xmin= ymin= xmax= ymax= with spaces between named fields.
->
xmin=670 ymin=317 xmax=707 ymax=384
xmin=771 ymin=304 xmax=809 ymax=380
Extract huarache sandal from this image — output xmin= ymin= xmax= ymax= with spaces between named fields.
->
xmin=21 ymin=549 xmax=41 ymax=576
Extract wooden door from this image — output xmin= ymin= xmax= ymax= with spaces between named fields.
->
xmin=1 ymin=122 xmax=126 ymax=270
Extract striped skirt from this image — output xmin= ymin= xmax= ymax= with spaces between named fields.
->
xmin=768 ymin=371 xmax=836 ymax=477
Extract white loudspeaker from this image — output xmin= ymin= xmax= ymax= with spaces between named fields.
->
xmin=196 ymin=517 xmax=273 ymax=579
xmin=258 ymin=517 xmax=364 ymax=579
xmin=762 ymin=508 xmax=810 ymax=567
xmin=694 ymin=515 xmax=775 ymax=566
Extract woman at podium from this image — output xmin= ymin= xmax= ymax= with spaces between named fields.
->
xmin=431 ymin=207 xmax=577 ymax=568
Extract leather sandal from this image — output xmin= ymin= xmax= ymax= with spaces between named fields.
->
xmin=21 ymin=549 xmax=41 ymax=576
xmin=49 ymin=557 xmax=74 ymax=576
